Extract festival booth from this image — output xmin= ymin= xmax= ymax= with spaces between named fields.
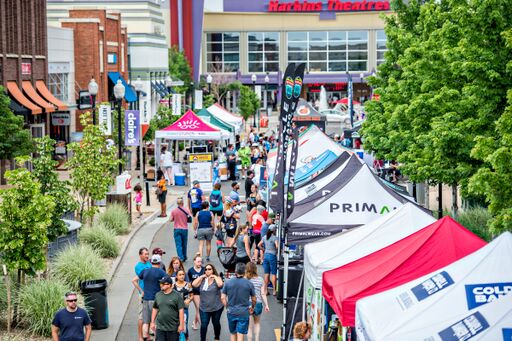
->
xmin=287 ymin=155 xmax=425 ymax=244
xmin=303 ymin=203 xmax=436 ymax=341
xmin=356 ymin=231 xmax=512 ymax=341
xmin=296 ymin=151 xmax=351 ymax=189
xmin=196 ymin=108 xmax=236 ymax=143
xmin=207 ymin=103 xmax=243 ymax=134
xmin=322 ymin=216 xmax=487 ymax=327
xmin=155 ymin=110 xmax=223 ymax=189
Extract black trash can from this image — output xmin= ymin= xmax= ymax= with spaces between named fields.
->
xmin=80 ymin=279 xmax=109 ymax=330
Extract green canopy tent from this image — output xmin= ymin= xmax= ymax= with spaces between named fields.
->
xmin=196 ymin=108 xmax=236 ymax=143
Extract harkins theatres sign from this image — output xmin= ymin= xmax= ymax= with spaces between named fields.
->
xmin=267 ymin=0 xmax=391 ymax=12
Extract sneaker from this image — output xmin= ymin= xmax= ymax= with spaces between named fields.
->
xmin=206 ymin=256 xmax=210 ymax=262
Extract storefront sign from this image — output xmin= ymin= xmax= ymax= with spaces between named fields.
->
xmin=267 ymin=0 xmax=390 ymax=12
xmin=21 ymin=63 xmax=31 ymax=75
xmin=124 ymin=110 xmax=140 ymax=146
xmin=51 ymin=113 xmax=71 ymax=126
xmin=98 ymin=105 xmax=112 ymax=135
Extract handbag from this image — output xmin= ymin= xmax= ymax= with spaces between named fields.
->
xmin=155 ymin=187 xmax=162 ymax=196
xmin=178 ymin=206 xmax=192 ymax=223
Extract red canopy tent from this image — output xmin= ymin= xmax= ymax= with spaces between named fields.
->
xmin=322 ymin=216 xmax=486 ymax=326
xmin=333 ymin=97 xmax=360 ymax=105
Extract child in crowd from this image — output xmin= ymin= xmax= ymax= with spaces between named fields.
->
xmin=134 ymin=184 xmax=143 ymax=218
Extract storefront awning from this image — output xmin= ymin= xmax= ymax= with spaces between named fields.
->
xmin=151 ymin=81 xmax=167 ymax=97
xmin=35 ymin=80 xmax=68 ymax=111
xmin=8 ymin=97 xmax=30 ymax=121
xmin=6 ymin=81 xmax=42 ymax=115
xmin=108 ymin=72 xmax=137 ymax=102
xmin=22 ymin=81 xmax=55 ymax=113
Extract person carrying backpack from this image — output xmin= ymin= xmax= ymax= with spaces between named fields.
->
xmin=209 ymin=182 xmax=224 ymax=226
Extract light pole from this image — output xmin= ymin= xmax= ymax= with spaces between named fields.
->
xmin=165 ymin=75 xmax=173 ymax=112
xmin=251 ymin=73 xmax=257 ymax=128
xmin=88 ymin=77 xmax=98 ymax=125
xmin=264 ymin=72 xmax=270 ymax=124
xmin=206 ymin=74 xmax=213 ymax=96
xmin=114 ymin=78 xmax=125 ymax=175
xmin=133 ymin=76 xmax=144 ymax=182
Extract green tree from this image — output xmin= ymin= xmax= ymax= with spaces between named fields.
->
xmin=67 ymin=112 xmax=119 ymax=223
xmin=144 ymin=104 xmax=180 ymax=142
xmin=0 ymin=163 xmax=54 ymax=274
xmin=169 ymin=46 xmax=192 ymax=94
xmin=31 ymin=136 xmax=78 ymax=241
xmin=239 ymin=85 xmax=260 ymax=129
xmin=202 ymin=94 xmax=215 ymax=109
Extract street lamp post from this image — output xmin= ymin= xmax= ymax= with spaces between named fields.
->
xmin=190 ymin=82 xmax=195 ymax=110
xmin=114 ymin=79 xmax=125 ymax=175
xmin=251 ymin=73 xmax=257 ymax=128
xmin=206 ymin=74 xmax=213 ymax=96
xmin=134 ymin=76 xmax=143 ymax=111
xmin=165 ymin=75 xmax=173 ymax=112
xmin=264 ymin=72 xmax=270 ymax=111
xmin=88 ymin=77 xmax=99 ymax=125
xmin=133 ymin=76 xmax=144 ymax=183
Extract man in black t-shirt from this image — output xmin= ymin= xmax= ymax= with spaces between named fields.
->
xmin=245 ymin=170 xmax=255 ymax=198
xmin=52 ymin=291 xmax=92 ymax=341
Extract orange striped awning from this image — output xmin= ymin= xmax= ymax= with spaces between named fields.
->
xmin=35 ymin=80 xmax=68 ymax=111
xmin=22 ymin=81 xmax=55 ymax=113
xmin=6 ymin=81 xmax=42 ymax=115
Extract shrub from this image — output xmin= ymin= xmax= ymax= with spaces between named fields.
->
xmin=80 ymin=224 xmax=120 ymax=258
xmin=454 ymin=207 xmax=493 ymax=241
xmin=51 ymin=244 xmax=106 ymax=291
xmin=18 ymin=279 xmax=69 ymax=337
xmin=96 ymin=203 xmax=130 ymax=235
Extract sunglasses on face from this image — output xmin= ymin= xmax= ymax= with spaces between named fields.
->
xmin=66 ymin=299 xmax=77 ymax=302
xmin=205 ymin=268 xmax=213 ymax=271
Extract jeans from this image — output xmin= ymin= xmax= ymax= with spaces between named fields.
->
xmin=155 ymin=329 xmax=178 ymax=341
xmin=174 ymin=228 xmax=188 ymax=261
xmin=199 ymin=307 xmax=224 ymax=341
xmin=184 ymin=308 xmax=189 ymax=338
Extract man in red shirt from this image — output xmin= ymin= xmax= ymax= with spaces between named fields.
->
xmin=170 ymin=197 xmax=191 ymax=262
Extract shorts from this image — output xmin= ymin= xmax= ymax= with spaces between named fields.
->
xmin=253 ymin=302 xmax=263 ymax=316
xmin=197 ymin=228 xmax=213 ymax=241
xmin=263 ymin=253 xmax=277 ymax=275
xmin=136 ymin=202 xmax=142 ymax=207
xmin=241 ymin=159 xmax=251 ymax=167
xmin=158 ymin=190 xmax=167 ymax=204
xmin=211 ymin=210 xmax=223 ymax=217
xmin=236 ymin=255 xmax=251 ymax=265
xmin=138 ymin=298 xmax=143 ymax=320
xmin=227 ymin=314 xmax=250 ymax=335
xmin=250 ymin=233 xmax=262 ymax=250
xmin=225 ymin=228 xmax=236 ymax=238
xmin=191 ymin=207 xmax=201 ymax=216
xmin=142 ymin=300 xmax=154 ymax=324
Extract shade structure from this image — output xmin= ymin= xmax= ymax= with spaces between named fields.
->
xmin=155 ymin=110 xmax=222 ymax=140
xmin=196 ymin=108 xmax=236 ymax=142
xmin=356 ymin=232 xmax=512 ymax=341
xmin=207 ymin=103 xmax=243 ymax=133
xmin=35 ymin=80 xmax=68 ymax=110
xmin=22 ymin=81 xmax=55 ymax=112
xmin=304 ymin=203 xmax=436 ymax=290
xmin=322 ymin=216 xmax=487 ymax=326
xmin=296 ymin=151 xmax=350 ymax=189
xmin=334 ymin=97 xmax=361 ymax=105
xmin=287 ymin=155 xmax=426 ymax=244
xmin=6 ymin=81 xmax=42 ymax=114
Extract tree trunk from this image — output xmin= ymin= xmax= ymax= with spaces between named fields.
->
xmin=451 ymin=184 xmax=459 ymax=218
xmin=424 ymin=182 xmax=430 ymax=211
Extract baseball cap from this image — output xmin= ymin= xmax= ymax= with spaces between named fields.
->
xmin=159 ymin=275 xmax=173 ymax=284
xmin=151 ymin=254 xmax=162 ymax=264
xmin=268 ymin=212 xmax=276 ymax=219
xmin=193 ymin=180 xmax=200 ymax=185
xmin=152 ymin=247 xmax=166 ymax=255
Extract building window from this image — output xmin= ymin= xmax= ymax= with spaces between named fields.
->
xmin=107 ymin=53 xmax=117 ymax=64
xmin=48 ymin=73 xmax=69 ymax=103
xmin=206 ymin=32 xmax=240 ymax=73
xmin=248 ymin=32 xmax=279 ymax=73
xmin=287 ymin=31 xmax=368 ymax=72
xmin=376 ymin=30 xmax=387 ymax=65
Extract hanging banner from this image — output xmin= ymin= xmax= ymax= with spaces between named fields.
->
xmin=255 ymin=85 xmax=262 ymax=100
xmin=194 ymin=90 xmax=203 ymax=110
xmin=347 ymin=73 xmax=354 ymax=127
xmin=98 ymin=104 xmax=112 ymax=135
xmin=125 ymin=110 xmax=140 ymax=146
xmin=286 ymin=127 xmax=299 ymax=217
xmin=172 ymin=93 xmax=182 ymax=115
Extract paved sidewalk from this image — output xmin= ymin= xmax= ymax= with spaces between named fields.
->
xmin=91 ymin=186 xmax=186 ymax=341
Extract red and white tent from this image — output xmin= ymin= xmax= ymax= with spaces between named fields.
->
xmin=322 ymin=216 xmax=487 ymax=326
xmin=155 ymin=110 xmax=223 ymax=140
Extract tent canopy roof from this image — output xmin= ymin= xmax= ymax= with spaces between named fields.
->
xmin=155 ymin=110 xmax=222 ymax=140
xmin=322 ymin=216 xmax=486 ymax=326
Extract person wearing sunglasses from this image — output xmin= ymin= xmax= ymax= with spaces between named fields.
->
xmin=51 ymin=291 xmax=92 ymax=341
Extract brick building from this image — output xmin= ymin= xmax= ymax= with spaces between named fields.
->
xmin=60 ymin=9 xmax=134 ymax=131
xmin=0 ymin=0 xmax=68 ymax=138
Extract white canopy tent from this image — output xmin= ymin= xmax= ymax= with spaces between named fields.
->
xmin=355 ymin=232 xmax=512 ymax=341
xmin=207 ymin=103 xmax=243 ymax=134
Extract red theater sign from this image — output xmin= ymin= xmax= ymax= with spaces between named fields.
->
xmin=268 ymin=0 xmax=390 ymax=12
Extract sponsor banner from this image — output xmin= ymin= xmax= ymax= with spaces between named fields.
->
xmin=396 ymin=271 xmax=454 ymax=311
xmin=438 ymin=312 xmax=489 ymax=341
xmin=189 ymin=153 xmax=213 ymax=162
xmin=124 ymin=110 xmax=140 ymax=146
xmin=98 ymin=105 xmax=112 ymax=135
xmin=465 ymin=282 xmax=512 ymax=310
xmin=503 ymin=328 xmax=512 ymax=340
xmin=287 ymin=128 xmax=299 ymax=217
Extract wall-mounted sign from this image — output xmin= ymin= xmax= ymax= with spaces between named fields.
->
xmin=21 ymin=63 xmax=31 ymax=75
xmin=98 ymin=105 xmax=112 ymax=135
xmin=125 ymin=110 xmax=140 ymax=146
xmin=267 ymin=0 xmax=390 ymax=12
xmin=51 ymin=113 xmax=71 ymax=126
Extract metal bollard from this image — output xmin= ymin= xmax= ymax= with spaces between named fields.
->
xmin=145 ymin=180 xmax=150 ymax=206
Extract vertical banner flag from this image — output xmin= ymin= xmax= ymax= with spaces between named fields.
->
xmin=270 ymin=63 xmax=296 ymax=212
xmin=172 ymin=94 xmax=182 ymax=115
xmin=194 ymin=90 xmax=203 ymax=110
xmin=125 ymin=110 xmax=140 ymax=146
xmin=347 ymin=73 xmax=354 ymax=127
xmin=98 ymin=104 xmax=112 ymax=135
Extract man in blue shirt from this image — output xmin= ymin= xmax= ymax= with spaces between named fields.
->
xmin=188 ymin=180 xmax=205 ymax=216
xmin=221 ymin=263 xmax=256 ymax=341
xmin=133 ymin=254 xmax=167 ymax=341
xmin=229 ymin=182 xmax=241 ymax=205
xmin=132 ymin=247 xmax=151 ymax=341
xmin=52 ymin=291 xmax=92 ymax=341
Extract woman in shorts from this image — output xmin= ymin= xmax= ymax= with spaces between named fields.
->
xmin=221 ymin=201 xmax=240 ymax=246
xmin=258 ymin=225 xmax=278 ymax=295
xmin=245 ymin=262 xmax=269 ymax=341
xmin=194 ymin=201 xmax=215 ymax=262
xmin=156 ymin=170 xmax=167 ymax=217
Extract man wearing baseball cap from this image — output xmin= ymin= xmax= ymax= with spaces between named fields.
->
xmin=151 ymin=275 xmax=185 ymax=341
xmin=152 ymin=248 xmax=167 ymax=272
xmin=188 ymin=180 xmax=205 ymax=216
xmin=133 ymin=254 xmax=167 ymax=340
